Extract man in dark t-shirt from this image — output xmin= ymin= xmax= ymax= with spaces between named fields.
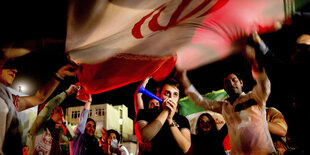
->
xmin=135 ymin=78 xmax=191 ymax=155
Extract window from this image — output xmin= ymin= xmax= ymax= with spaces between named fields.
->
xmin=89 ymin=109 xmax=92 ymax=117
xmin=95 ymin=108 xmax=104 ymax=117
xmin=72 ymin=111 xmax=75 ymax=118
xmin=71 ymin=110 xmax=81 ymax=119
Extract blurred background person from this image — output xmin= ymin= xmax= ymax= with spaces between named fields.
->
xmin=191 ymin=112 xmax=228 ymax=155
xmin=105 ymin=129 xmax=129 ymax=155
xmin=28 ymin=84 xmax=78 ymax=155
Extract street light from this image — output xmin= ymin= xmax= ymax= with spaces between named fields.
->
xmin=18 ymin=84 xmax=27 ymax=93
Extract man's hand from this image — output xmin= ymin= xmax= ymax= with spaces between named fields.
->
xmin=175 ymin=69 xmax=191 ymax=87
xmin=57 ymin=64 xmax=78 ymax=78
xmin=65 ymin=84 xmax=79 ymax=96
xmin=244 ymin=31 xmax=264 ymax=72
xmin=163 ymin=98 xmax=177 ymax=121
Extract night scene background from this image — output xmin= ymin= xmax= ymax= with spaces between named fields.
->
xmin=1 ymin=0 xmax=309 ymax=122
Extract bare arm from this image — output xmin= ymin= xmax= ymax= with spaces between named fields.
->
xmin=169 ymin=124 xmax=191 ymax=153
xmin=28 ymin=85 xmax=78 ymax=153
xmin=18 ymin=64 xmax=78 ymax=112
xmin=29 ymin=84 xmax=78 ymax=134
xmin=267 ymin=108 xmax=287 ymax=137
xmin=135 ymin=109 xmax=169 ymax=143
xmin=134 ymin=77 xmax=151 ymax=114
xmin=244 ymin=31 xmax=271 ymax=106
xmin=268 ymin=122 xmax=287 ymax=137
xmin=75 ymin=94 xmax=92 ymax=134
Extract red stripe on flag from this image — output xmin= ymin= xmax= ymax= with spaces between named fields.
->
xmin=78 ymin=53 xmax=176 ymax=94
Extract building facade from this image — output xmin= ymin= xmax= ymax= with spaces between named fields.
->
xmin=66 ymin=103 xmax=134 ymax=141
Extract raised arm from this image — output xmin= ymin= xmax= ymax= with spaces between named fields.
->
xmin=28 ymin=84 xmax=78 ymax=135
xmin=244 ymin=31 xmax=271 ymax=106
xmin=75 ymin=94 xmax=92 ymax=134
xmin=28 ymin=84 xmax=78 ymax=154
xmin=176 ymin=70 xmax=223 ymax=113
xmin=134 ymin=77 xmax=151 ymax=114
xmin=18 ymin=64 xmax=78 ymax=112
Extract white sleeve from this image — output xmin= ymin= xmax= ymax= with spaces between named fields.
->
xmin=186 ymin=85 xmax=223 ymax=113
xmin=251 ymin=70 xmax=271 ymax=107
xmin=119 ymin=145 xmax=129 ymax=155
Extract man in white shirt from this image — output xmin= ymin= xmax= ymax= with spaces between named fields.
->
xmin=177 ymin=33 xmax=275 ymax=155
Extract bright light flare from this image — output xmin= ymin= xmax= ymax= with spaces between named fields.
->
xmin=18 ymin=84 xmax=27 ymax=92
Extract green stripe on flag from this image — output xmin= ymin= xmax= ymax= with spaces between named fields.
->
xmin=178 ymin=89 xmax=228 ymax=116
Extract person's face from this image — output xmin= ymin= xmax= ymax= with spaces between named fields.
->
xmin=85 ymin=121 xmax=96 ymax=136
xmin=108 ymin=133 xmax=117 ymax=145
xmin=199 ymin=115 xmax=212 ymax=133
xmin=0 ymin=68 xmax=17 ymax=86
xmin=223 ymin=74 xmax=243 ymax=96
xmin=148 ymin=99 xmax=160 ymax=109
xmin=50 ymin=107 xmax=64 ymax=124
xmin=160 ymin=84 xmax=180 ymax=106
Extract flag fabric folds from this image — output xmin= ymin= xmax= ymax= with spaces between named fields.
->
xmin=66 ymin=0 xmax=285 ymax=94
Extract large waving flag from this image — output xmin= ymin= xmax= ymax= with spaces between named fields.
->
xmin=66 ymin=0 xmax=285 ymax=94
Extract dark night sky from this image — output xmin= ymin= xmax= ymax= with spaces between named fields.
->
xmin=1 ymin=1 xmax=309 ymax=120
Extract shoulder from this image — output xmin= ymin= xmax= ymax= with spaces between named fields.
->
xmin=174 ymin=113 xmax=188 ymax=120
xmin=136 ymin=109 xmax=156 ymax=122
xmin=174 ymin=113 xmax=190 ymax=128
xmin=137 ymin=109 xmax=159 ymax=117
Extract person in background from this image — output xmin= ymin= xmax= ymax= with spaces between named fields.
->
xmin=0 ymin=45 xmax=77 ymax=155
xmin=70 ymin=92 xmax=105 ymax=155
xmin=252 ymin=13 xmax=310 ymax=153
xmin=148 ymin=99 xmax=160 ymax=110
xmin=104 ymin=129 xmax=129 ymax=155
xmin=190 ymin=112 xmax=228 ymax=155
xmin=99 ymin=127 xmax=108 ymax=154
xmin=28 ymin=84 xmax=78 ymax=155
xmin=266 ymin=107 xmax=288 ymax=155
xmin=135 ymin=78 xmax=191 ymax=155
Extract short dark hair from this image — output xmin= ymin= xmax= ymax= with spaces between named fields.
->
xmin=157 ymin=78 xmax=182 ymax=96
xmin=86 ymin=118 xmax=96 ymax=125
xmin=107 ymin=129 xmax=121 ymax=142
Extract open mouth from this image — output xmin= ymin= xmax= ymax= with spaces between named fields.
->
xmin=8 ymin=73 xmax=15 ymax=79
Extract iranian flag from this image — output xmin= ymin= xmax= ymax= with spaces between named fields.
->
xmin=66 ymin=0 xmax=285 ymax=94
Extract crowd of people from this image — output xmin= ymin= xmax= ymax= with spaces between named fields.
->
xmin=0 ymin=10 xmax=309 ymax=155
xmin=0 ymin=47 xmax=129 ymax=154
xmin=132 ymin=12 xmax=310 ymax=155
